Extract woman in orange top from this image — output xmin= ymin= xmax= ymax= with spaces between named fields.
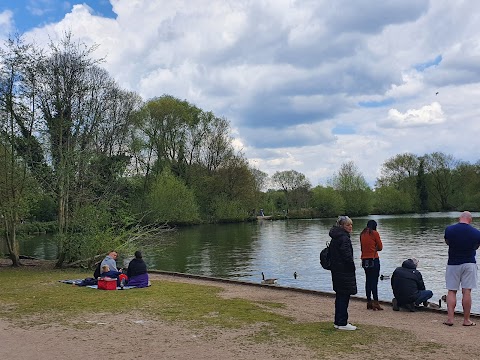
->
xmin=360 ymin=220 xmax=383 ymax=310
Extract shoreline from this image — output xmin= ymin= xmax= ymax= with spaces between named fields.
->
xmin=149 ymin=269 xmax=480 ymax=318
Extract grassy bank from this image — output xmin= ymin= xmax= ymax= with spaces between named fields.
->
xmin=0 ymin=266 xmax=440 ymax=358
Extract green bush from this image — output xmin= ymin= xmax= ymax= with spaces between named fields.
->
xmin=212 ymin=196 xmax=248 ymax=222
xmin=146 ymin=169 xmax=201 ymax=225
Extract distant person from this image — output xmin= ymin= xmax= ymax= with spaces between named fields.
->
xmin=444 ymin=211 xmax=480 ymax=326
xmin=329 ymin=216 xmax=357 ymax=330
xmin=360 ymin=220 xmax=383 ymax=310
xmin=391 ymin=258 xmax=433 ymax=311
xmin=126 ymin=251 xmax=149 ymax=288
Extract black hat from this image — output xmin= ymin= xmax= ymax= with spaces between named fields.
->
xmin=134 ymin=250 xmax=142 ymax=259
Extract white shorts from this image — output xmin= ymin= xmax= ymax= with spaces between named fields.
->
xmin=445 ymin=263 xmax=478 ymax=290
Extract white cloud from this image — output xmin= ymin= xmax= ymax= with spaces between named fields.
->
xmin=385 ymin=71 xmax=425 ymax=98
xmin=10 ymin=0 xmax=480 ymax=186
xmin=0 ymin=10 xmax=13 ymax=38
xmin=382 ymin=102 xmax=445 ymax=128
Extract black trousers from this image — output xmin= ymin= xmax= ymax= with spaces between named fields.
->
xmin=334 ymin=293 xmax=351 ymax=326
xmin=363 ymin=258 xmax=380 ymax=301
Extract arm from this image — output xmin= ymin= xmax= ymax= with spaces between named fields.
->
xmin=416 ymin=271 xmax=426 ymax=291
xmin=375 ymin=231 xmax=383 ymax=251
xmin=339 ymin=236 xmax=355 ymax=271
xmin=105 ymin=258 xmax=119 ymax=272
xmin=444 ymin=226 xmax=450 ymax=245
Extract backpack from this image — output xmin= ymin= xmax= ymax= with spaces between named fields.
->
xmin=93 ymin=261 xmax=102 ymax=278
xmin=319 ymin=241 xmax=331 ymax=270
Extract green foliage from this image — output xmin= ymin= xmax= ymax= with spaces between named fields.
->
xmin=212 ymin=195 xmax=247 ymax=222
xmin=61 ymin=203 xmax=118 ymax=263
xmin=261 ymin=189 xmax=287 ymax=215
xmin=29 ymin=194 xmax=57 ymax=221
xmin=271 ymin=170 xmax=311 ymax=211
xmin=416 ymin=158 xmax=429 ymax=212
xmin=311 ymin=185 xmax=345 ymax=217
xmin=146 ymin=168 xmax=200 ymax=225
xmin=423 ymin=152 xmax=457 ymax=210
xmin=343 ymin=189 xmax=373 ymax=216
xmin=330 ymin=161 xmax=372 ymax=216
xmin=372 ymin=186 xmax=413 ymax=214
xmin=15 ymin=221 xmax=58 ymax=235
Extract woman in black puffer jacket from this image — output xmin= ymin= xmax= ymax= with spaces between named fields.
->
xmin=329 ymin=216 xmax=358 ymax=330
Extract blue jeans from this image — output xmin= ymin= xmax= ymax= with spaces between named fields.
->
xmin=363 ymin=258 xmax=380 ymax=301
xmin=334 ymin=293 xmax=351 ymax=326
xmin=415 ymin=290 xmax=433 ymax=305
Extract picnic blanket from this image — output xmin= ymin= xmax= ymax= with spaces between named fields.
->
xmin=59 ymin=279 xmax=137 ymax=290
xmin=86 ymin=284 xmax=137 ymax=290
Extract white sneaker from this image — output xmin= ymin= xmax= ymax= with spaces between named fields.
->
xmin=337 ymin=323 xmax=356 ymax=331
xmin=333 ymin=324 xmax=339 ymax=329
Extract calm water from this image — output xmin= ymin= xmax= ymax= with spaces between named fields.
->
xmin=8 ymin=212 xmax=480 ymax=312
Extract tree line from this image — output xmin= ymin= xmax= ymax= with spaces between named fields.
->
xmin=1 ymin=34 xmax=479 ymax=267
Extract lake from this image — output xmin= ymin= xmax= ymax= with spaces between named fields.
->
xmin=8 ymin=212 xmax=480 ymax=313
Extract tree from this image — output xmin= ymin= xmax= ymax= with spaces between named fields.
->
xmin=0 ymin=36 xmax=40 ymax=266
xmin=423 ymin=152 xmax=457 ymax=210
xmin=330 ymin=161 xmax=372 ymax=216
xmin=0 ymin=33 xmax=142 ymax=266
xmin=0 ymin=145 xmax=37 ymax=266
xmin=377 ymin=153 xmax=419 ymax=208
xmin=311 ymin=185 xmax=345 ymax=217
xmin=146 ymin=168 xmax=200 ymax=225
xmin=372 ymin=186 xmax=413 ymax=214
xmin=211 ymin=156 xmax=257 ymax=221
xmin=250 ymin=168 xmax=268 ymax=193
xmin=416 ymin=158 xmax=429 ymax=212
xmin=377 ymin=153 xmax=419 ymax=188
xmin=450 ymin=161 xmax=480 ymax=211
xmin=271 ymin=170 xmax=311 ymax=211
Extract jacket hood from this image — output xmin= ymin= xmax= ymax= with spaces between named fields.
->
xmin=329 ymin=225 xmax=349 ymax=239
xmin=402 ymin=259 xmax=417 ymax=269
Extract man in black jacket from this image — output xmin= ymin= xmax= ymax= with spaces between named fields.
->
xmin=391 ymin=258 xmax=433 ymax=311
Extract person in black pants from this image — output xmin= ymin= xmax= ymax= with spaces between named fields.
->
xmin=360 ymin=220 xmax=383 ymax=310
xmin=329 ymin=216 xmax=358 ymax=331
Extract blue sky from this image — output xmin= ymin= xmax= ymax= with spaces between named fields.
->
xmin=1 ymin=0 xmax=480 ymax=187
xmin=1 ymin=0 xmax=115 ymax=32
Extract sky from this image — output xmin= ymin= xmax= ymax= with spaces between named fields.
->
xmin=1 ymin=0 xmax=480 ymax=187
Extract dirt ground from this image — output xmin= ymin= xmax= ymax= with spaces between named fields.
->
xmin=1 ymin=266 xmax=479 ymax=359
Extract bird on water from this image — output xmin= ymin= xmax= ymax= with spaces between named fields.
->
xmin=261 ymin=272 xmax=278 ymax=284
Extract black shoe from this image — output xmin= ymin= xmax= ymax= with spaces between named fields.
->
xmin=392 ymin=298 xmax=399 ymax=311
xmin=423 ymin=300 xmax=429 ymax=307
xmin=404 ymin=303 xmax=416 ymax=312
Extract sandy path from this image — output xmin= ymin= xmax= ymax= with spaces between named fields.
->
xmin=0 ymin=273 xmax=478 ymax=360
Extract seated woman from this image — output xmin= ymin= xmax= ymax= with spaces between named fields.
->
xmin=99 ymin=265 xmax=128 ymax=287
xmin=126 ymin=251 xmax=149 ymax=288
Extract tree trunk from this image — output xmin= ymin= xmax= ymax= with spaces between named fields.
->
xmin=3 ymin=217 xmax=21 ymax=267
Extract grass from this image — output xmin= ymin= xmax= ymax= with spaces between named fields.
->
xmin=0 ymin=266 xmax=442 ymax=358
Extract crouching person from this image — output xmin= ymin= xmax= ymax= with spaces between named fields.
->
xmin=391 ymin=258 xmax=433 ymax=311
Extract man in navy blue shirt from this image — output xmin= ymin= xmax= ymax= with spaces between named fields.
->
xmin=444 ymin=211 xmax=480 ymax=326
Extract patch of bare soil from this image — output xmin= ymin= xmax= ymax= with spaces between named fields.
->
xmin=0 ymin=262 xmax=478 ymax=360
